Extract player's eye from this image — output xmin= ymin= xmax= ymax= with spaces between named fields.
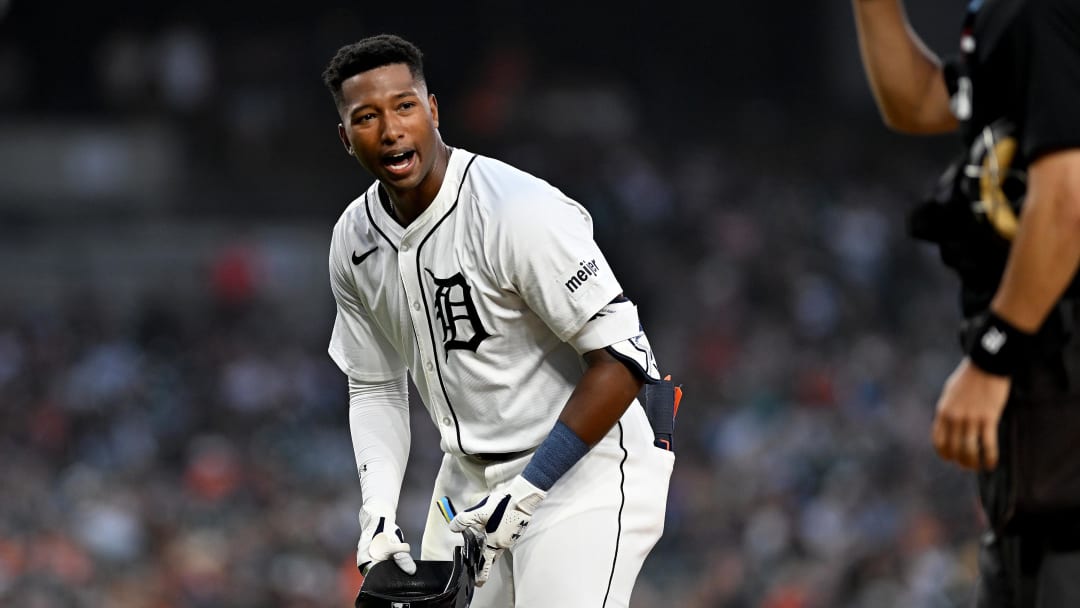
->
xmin=399 ymin=101 xmax=416 ymax=111
xmin=354 ymin=112 xmax=376 ymax=124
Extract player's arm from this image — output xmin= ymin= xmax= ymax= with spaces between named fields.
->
xmin=327 ymin=219 xmax=415 ymax=574
xmin=852 ymin=0 xmax=957 ymax=134
xmin=559 ymin=347 xmax=643 ymax=444
xmin=520 ymin=294 xmax=661 ymax=487
xmin=348 ymin=374 xmax=416 ymax=575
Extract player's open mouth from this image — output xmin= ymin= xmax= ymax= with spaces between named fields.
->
xmin=382 ymin=150 xmax=416 ymax=177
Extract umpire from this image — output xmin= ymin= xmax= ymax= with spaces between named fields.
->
xmin=852 ymin=0 xmax=1080 ymax=605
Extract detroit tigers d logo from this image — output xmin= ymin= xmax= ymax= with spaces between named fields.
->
xmin=425 ymin=270 xmax=491 ymax=355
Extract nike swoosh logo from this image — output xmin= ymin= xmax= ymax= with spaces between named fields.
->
xmin=351 ymin=246 xmax=378 ymax=265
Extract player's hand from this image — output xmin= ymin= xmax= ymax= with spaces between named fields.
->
xmin=357 ymin=502 xmax=416 ymax=576
xmin=448 ymin=475 xmax=546 ymax=586
xmin=931 ymin=358 xmax=1011 ymax=471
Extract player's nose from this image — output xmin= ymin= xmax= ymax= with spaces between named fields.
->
xmin=380 ymin=113 xmax=405 ymax=143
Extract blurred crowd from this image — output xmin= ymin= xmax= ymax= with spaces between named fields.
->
xmin=0 ymin=282 xmax=365 ymax=607
xmin=1 ymin=1 xmax=992 ymax=607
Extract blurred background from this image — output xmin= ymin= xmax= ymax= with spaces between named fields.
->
xmin=0 ymin=1 xmax=988 ymax=606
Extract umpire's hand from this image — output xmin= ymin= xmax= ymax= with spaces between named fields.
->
xmin=448 ymin=475 xmax=546 ymax=586
xmin=357 ymin=502 xmax=416 ymax=575
xmin=931 ymin=358 xmax=1010 ymax=470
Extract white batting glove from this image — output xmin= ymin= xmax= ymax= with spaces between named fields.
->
xmin=357 ymin=502 xmax=416 ymax=576
xmin=448 ymin=475 xmax=546 ymax=586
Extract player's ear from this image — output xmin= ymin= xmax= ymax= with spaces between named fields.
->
xmin=429 ymin=94 xmax=439 ymax=128
xmin=338 ymin=123 xmax=354 ymax=157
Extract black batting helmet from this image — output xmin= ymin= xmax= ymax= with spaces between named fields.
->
xmin=355 ymin=530 xmax=482 ymax=608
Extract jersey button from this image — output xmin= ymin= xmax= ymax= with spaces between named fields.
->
xmin=400 ymin=244 xmax=410 ymax=252
xmin=425 ymin=361 xmax=434 ymax=372
xmin=412 ymin=301 xmax=421 ymax=311
xmin=441 ymin=417 xmax=451 ymax=426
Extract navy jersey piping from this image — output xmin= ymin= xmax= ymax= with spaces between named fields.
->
xmin=365 ymin=190 xmax=399 ymax=252
xmin=602 ymin=421 xmax=628 ymax=607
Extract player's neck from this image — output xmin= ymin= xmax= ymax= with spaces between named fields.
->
xmin=383 ymin=143 xmax=452 ymax=227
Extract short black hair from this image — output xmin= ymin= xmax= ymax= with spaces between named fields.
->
xmin=322 ymin=34 xmax=426 ymax=107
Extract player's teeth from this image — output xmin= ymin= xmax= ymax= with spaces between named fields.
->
xmin=386 ymin=153 xmax=411 ymax=169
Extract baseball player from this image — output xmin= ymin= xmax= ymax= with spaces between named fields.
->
xmin=321 ymin=34 xmax=675 ymax=607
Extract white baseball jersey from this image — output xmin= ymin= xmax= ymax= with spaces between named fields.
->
xmin=328 ymin=148 xmax=625 ymax=457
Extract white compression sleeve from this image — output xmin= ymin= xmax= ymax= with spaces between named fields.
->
xmin=348 ymin=375 xmax=410 ymax=512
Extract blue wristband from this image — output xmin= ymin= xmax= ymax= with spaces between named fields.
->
xmin=521 ymin=421 xmax=590 ymax=491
